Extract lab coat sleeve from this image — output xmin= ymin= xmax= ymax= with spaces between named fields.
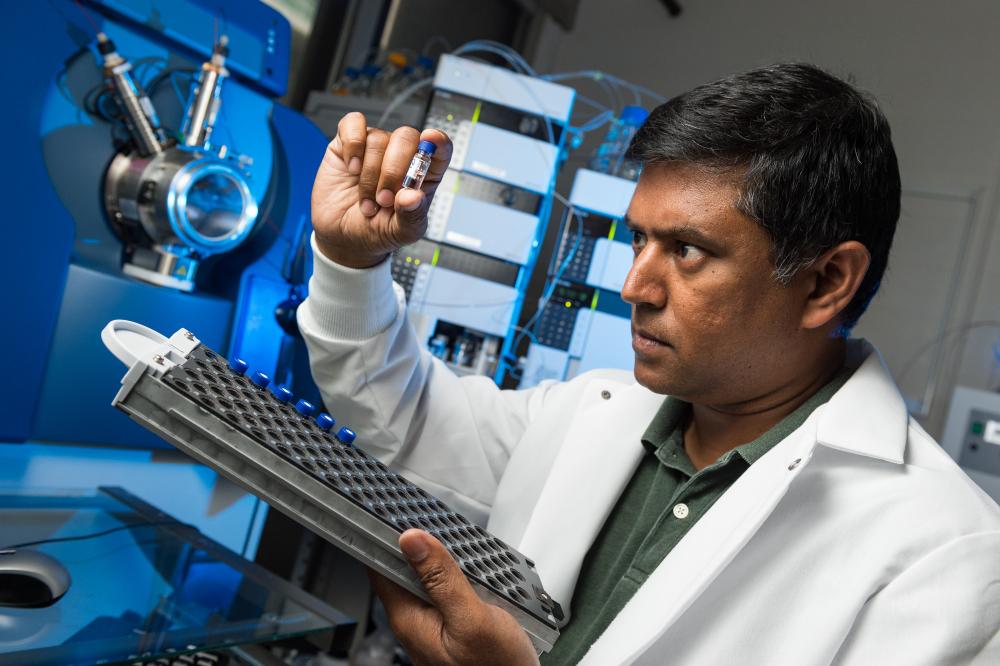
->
xmin=833 ymin=530 xmax=1000 ymax=665
xmin=297 ymin=235 xmax=554 ymax=525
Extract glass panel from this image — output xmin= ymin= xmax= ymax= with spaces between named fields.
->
xmin=0 ymin=489 xmax=348 ymax=666
xmin=184 ymin=171 xmax=246 ymax=240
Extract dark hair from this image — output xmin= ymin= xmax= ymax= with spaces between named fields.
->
xmin=626 ymin=63 xmax=900 ymax=331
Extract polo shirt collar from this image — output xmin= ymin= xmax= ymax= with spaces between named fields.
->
xmin=641 ymin=360 xmax=856 ymax=471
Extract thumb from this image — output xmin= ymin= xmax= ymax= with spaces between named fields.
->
xmin=400 ymin=528 xmax=482 ymax=628
xmin=393 ymin=188 xmax=430 ymax=243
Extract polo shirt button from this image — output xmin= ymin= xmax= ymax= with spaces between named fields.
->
xmin=673 ymin=503 xmax=689 ymax=519
xmin=601 ymin=390 xmax=612 ymax=400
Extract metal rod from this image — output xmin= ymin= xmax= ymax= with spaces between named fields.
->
xmin=97 ymin=32 xmax=163 ymax=156
xmin=183 ymin=35 xmax=229 ymax=148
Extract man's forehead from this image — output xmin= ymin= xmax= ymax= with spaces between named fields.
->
xmin=626 ymin=168 xmax=743 ymax=230
xmin=623 ymin=165 xmax=772 ymax=255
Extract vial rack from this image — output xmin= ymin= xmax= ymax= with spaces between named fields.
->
xmin=102 ymin=320 xmax=563 ymax=653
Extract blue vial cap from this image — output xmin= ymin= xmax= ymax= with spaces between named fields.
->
xmin=417 ymin=55 xmax=434 ymax=70
xmin=228 ymin=358 xmax=248 ymax=375
xmin=620 ymin=105 xmax=649 ymax=126
xmin=344 ymin=66 xmax=360 ymax=78
xmin=295 ymin=399 xmax=315 ymax=416
xmin=417 ymin=140 xmax=436 ymax=156
xmin=251 ymin=371 xmax=270 ymax=388
xmin=273 ymin=385 xmax=293 ymax=402
xmin=336 ymin=426 xmax=357 ymax=445
xmin=316 ymin=413 xmax=335 ymax=431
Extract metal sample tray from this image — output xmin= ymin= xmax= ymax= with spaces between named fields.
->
xmin=102 ymin=321 xmax=563 ymax=653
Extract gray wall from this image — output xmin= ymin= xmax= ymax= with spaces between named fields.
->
xmin=533 ymin=0 xmax=1000 ymax=437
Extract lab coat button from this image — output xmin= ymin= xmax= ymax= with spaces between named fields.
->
xmin=788 ymin=458 xmax=802 ymax=471
xmin=601 ymin=390 xmax=612 ymax=400
xmin=673 ymin=503 xmax=689 ymax=519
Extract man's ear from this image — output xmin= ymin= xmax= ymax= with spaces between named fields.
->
xmin=800 ymin=241 xmax=871 ymax=330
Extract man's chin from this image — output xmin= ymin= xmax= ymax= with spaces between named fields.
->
xmin=633 ymin=359 xmax=681 ymax=396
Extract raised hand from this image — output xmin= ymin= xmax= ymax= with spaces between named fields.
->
xmin=311 ymin=112 xmax=452 ymax=269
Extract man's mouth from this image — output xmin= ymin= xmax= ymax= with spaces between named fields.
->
xmin=632 ymin=325 xmax=671 ymax=352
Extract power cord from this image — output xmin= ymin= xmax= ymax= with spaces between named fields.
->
xmin=3 ymin=520 xmax=197 ymax=551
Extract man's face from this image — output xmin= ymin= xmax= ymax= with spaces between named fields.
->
xmin=622 ymin=163 xmax=809 ymax=404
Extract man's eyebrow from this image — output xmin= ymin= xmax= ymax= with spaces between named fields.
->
xmin=623 ymin=216 xmax=721 ymax=249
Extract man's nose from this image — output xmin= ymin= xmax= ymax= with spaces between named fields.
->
xmin=620 ymin=249 xmax=666 ymax=308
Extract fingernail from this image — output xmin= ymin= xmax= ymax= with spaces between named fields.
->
xmin=360 ymin=199 xmax=378 ymax=216
xmin=376 ymin=189 xmax=394 ymax=207
xmin=348 ymin=156 xmax=361 ymax=175
xmin=401 ymin=534 xmax=429 ymax=563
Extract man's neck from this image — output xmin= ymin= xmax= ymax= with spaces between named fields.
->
xmin=683 ymin=341 xmax=846 ymax=471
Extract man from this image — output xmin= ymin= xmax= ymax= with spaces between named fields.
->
xmin=298 ymin=64 xmax=1000 ymax=664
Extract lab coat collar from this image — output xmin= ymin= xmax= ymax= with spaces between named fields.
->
xmin=581 ymin=340 xmax=910 ymax=663
xmin=814 ymin=338 xmax=908 ymax=465
xmin=523 ymin=339 xmax=907 ymax=630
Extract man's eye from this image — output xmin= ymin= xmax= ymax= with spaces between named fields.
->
xmin=631 ymin=231 xmax=646 ymax=248
xmin=677 ymin=243 xmax=703 ymax=260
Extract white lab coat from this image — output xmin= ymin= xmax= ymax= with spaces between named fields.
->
xmin=298 ymin=238 xmax=1000 ymax=665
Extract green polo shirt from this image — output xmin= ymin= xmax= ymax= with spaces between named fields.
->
xmin=541 ymin=369 xmax=852 ymax=665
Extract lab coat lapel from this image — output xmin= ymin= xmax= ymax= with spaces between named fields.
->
xmin=577 ymin=340 xmax=907 ymax=663
xmin=518 ymin=379 xmax=665 ymax=608
xmin=581 ymin=414 xmax=821 ymax=665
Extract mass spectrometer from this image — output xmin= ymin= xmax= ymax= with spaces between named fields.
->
xmin=5 ymin=0 xmax=326 ymax=454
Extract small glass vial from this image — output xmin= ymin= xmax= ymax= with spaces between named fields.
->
xmin=402 ymin=140 xmax=436 ymax=189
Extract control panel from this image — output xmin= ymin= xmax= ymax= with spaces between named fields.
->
xmin=405 ymin=56 xmax=573 ymax=380
xmin=958 ymin=409 xmax=1000 ymax=476
xmin=518 ymin=168 xmax=637 ymax=388
xmin=942 ymin=385 xmax=1000 ymax=503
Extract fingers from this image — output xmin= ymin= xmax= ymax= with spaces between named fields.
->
xmin=392 ymin=127 xmax=450 ymax=234
xmin=358 ymin=128 xmax=390 ymax=216
xmin=368 ymin=570 xmax=445 ymax=665
xmin=375 ymin=126 xmax=421 ymax=207
xmin=336 ymin=112 xmax=367 ymax=175
xmin=393 ymin=189 xmax=430 ymax=244
xmin=399 ymin=529 xmax=482 ymax=629
xmin=334 ymin=114 xmax=451 ymax=221
xmin=368 ymin=568 xmax=426 ymax=625
xmin=372 ymin=535 xmax=540 ymax=666
xmin=419 ymin=128 xmax=454 ymax=192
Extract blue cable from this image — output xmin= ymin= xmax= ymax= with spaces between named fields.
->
xmin=507 ymin=207 xmax=584 ymax=366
